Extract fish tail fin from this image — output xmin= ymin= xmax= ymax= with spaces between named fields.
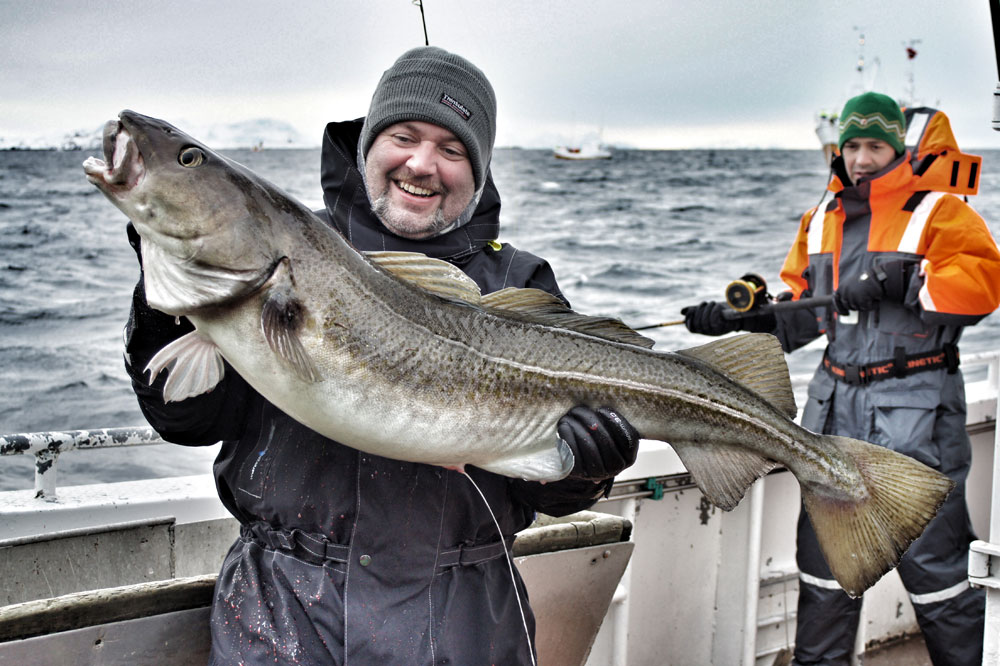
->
xmin=801 ymin=435 xmax=954 ymax=597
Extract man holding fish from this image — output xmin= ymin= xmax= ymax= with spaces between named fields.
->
xmin=120 ymin=47 xmax=640 ymax=664
xmin=85 ymin=43 xmax=962 ymax=665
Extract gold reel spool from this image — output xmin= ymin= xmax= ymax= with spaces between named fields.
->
xmin=725 ymin=273 xmax=768 ymax=313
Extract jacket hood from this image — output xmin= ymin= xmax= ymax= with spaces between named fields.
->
xmin=321 ymin=119 xmax=501 ymax=264
xmin=827 ymin=106 xmax=981 ymax=198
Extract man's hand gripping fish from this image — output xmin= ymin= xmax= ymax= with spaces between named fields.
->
xmin=83 ymin=111 xmax=954 ymax=598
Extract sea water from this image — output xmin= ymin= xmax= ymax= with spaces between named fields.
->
xmin=2 ymin=147 xmax=999 ymax=490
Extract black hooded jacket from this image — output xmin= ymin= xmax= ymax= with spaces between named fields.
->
xmin=124 ymin=119 xmax=607 ymax=664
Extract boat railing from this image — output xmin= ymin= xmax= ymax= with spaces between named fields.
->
xmin=2 ymin=351 xmax=998 ymax=501
xmin=0 ymin=426 xmax=164 ymax=499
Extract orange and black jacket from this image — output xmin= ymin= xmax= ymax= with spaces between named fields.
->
xmin=775 ymin=107 xmax=1000 ymax=363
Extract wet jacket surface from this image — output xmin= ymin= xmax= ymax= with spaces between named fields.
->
xmin=125 ymin=119 xmax=608 ymax=665
xmin=774 ymin=110 xmax=1000 ymax=665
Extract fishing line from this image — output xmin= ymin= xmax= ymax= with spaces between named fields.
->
xmin=460 ymin=470 xmax=537 ymax=666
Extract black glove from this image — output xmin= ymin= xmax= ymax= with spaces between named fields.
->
xmin=558 ymin=406 xmax=640 ymax=481
xmin=682 ymin=301 xmax=741 ymax=336
xmin=682 ymin=301 xmax=776 ymax=336
xmin=833 ymin=260 xmax=915 ymax=315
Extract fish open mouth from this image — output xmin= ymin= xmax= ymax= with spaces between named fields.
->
xmin=82 ymin=118 xmax=145 ymax=193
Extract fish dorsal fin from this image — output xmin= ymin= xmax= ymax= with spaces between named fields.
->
xmin=365 ymin=251 xmax=481 ymax=305
xmin=481 ymin=287 xmax=656 ymax=349
xmin=676 ymin=333 xmax=797 ymax=418
xmin=480 ymin=286 xmax=567 ymax=313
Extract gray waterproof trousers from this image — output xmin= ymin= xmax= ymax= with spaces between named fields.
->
xmin=792 ymin=368 xmax=985 ymax=666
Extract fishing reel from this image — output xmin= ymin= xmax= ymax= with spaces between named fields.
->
xmin=724 ymin=273 xmax=770 ymax=313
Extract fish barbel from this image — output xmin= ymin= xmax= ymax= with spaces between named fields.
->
xmin=84 ymin=111 xmax=953 ymax=597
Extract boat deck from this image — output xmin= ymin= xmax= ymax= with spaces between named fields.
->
xmin=865 ymin=635 xmax=932 ymax=666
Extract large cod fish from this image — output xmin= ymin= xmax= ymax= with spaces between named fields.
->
xmin=85 ymin=111 xmax=952 ymax=597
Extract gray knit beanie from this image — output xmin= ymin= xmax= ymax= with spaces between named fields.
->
xmin=358 ymin=46 xmax=497 ymax=193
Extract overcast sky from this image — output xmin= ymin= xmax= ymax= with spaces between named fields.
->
xmin=3 ymin=0 xmax=999 ymax=149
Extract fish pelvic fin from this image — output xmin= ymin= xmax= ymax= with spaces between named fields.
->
xmin=481 ymin=287 xmax=656 ymax=348
xmin=146 ymin=331 xmax=225 ymax=402
xmin=677 ymin=333 xmax=797 ymax=419
xmin=261 ymin=265 xmax=322 ymax=384
xmin=802 ymin=436 xmax=955 ymax=598
xmin=669 ymin=442 xmax=777 ymax=510
xmin=475 ymin=438 xmax=575 ymax=482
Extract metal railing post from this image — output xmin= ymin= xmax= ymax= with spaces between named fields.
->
xmin=34 ymin=448 xmax=59 ymax=500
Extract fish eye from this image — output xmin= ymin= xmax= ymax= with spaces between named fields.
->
xmin=178 ymin=146 xmax=206 ymax=168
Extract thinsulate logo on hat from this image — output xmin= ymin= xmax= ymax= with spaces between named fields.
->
xmin=440 ymin=93 xmax=472 ymax=121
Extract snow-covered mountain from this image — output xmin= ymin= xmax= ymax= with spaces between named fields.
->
xmin=0 ymin=118 xmax=316 ymax=151
xmin=197 ymin=118 xmax=314 ymax=150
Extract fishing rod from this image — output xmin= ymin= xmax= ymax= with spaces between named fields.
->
xmin=413 ymin=0 xmax=430 ymax=46
xmin=634 ymin=273 xmax=833 ymax=330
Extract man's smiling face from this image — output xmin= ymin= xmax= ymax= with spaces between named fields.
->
xmin=364 ymin=121 xmax=476 ymax=239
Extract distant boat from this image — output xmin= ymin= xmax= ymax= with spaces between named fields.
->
xmin=814 ymin=110 xmax=840 ymax=166
xmin=815 ymin=37 xmax=923 ymax=166
xmin=815 ymin=28 xmax=885 ymax=165
xmin=553 ymin=143 xmax=612 ymax=160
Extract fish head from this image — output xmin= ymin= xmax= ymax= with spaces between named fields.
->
xmin=84 ymin=110 xmax=284 ymax=315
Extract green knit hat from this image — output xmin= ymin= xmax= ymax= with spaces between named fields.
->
xmin=838 ymin=92 xmax=906 ymax=155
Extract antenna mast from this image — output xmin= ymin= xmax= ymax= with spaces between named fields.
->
xmin=413 ymin=0 xmax=429 ymax=46
xmin=902 ymin=39 xmax=921 ymax=106
xmin=991 ymin=0 xmax=1000 ymax=130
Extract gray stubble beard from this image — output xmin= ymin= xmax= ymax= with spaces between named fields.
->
xmin=370 ymin=192 xmax=453 ymax=240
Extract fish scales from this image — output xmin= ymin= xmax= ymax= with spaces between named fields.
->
xmin=84 ymin=110 xmax=955 ymax=598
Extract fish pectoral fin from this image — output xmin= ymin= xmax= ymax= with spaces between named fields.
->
xmin=801 ymin=435 xmax=954 ymax=598
xmin=145 ymin=331 xmax=225 ymax=403
xmin=676 ymin=333 xmax=797 ymax=419
xmin=365 ymin=251 xmax=482 ymax=305
xmin=481 ymin=287 xmax=656 ymax=349
xmin=669 ymin=441 xmax=777 ymax=510
xmin=261 ymin=288 xmax=322 ymax=384
xmin=475 ymin=438 xmax=575 ymax=482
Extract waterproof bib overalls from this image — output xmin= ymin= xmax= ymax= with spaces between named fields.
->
xmin=774 ymin=107 xmax=1000 ymax=666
